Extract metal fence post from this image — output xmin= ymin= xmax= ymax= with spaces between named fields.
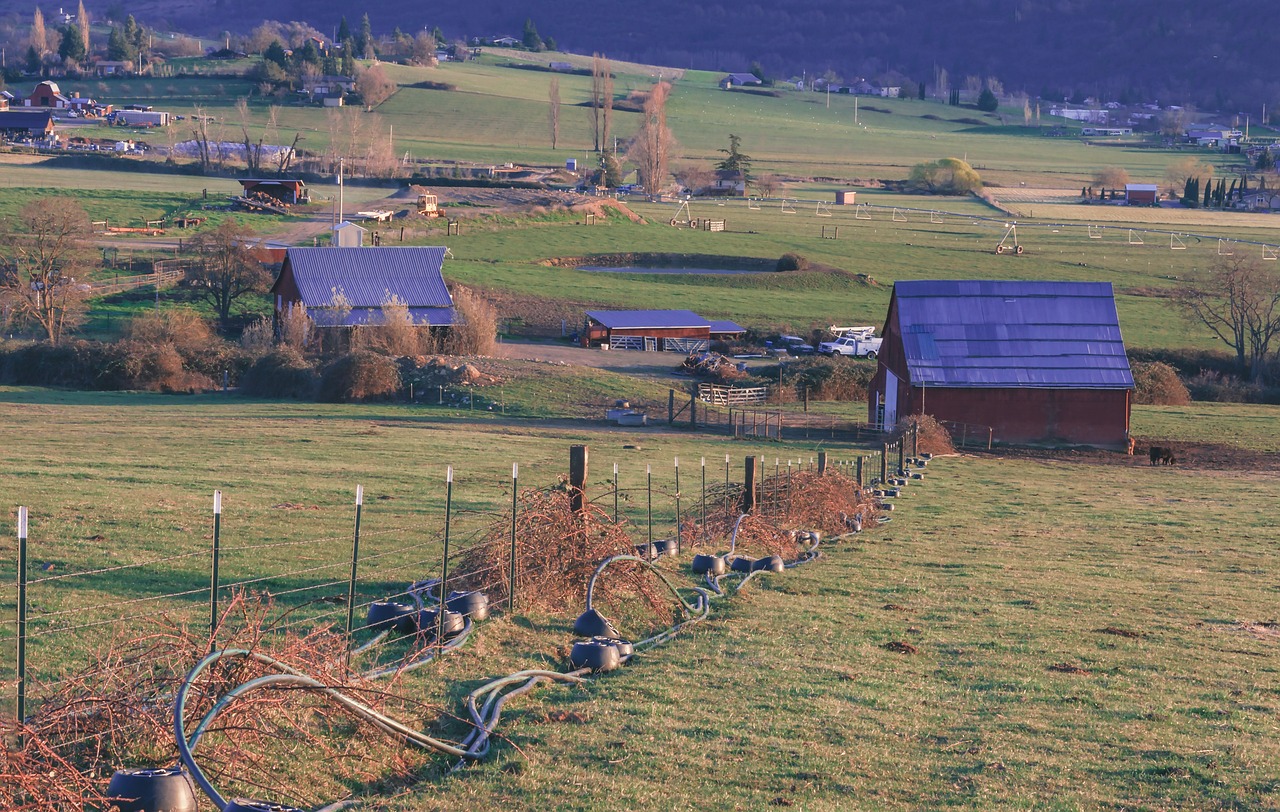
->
xmin=646 ymin=464 xmax=653 ymax=551
xmin=700 ymin=457 xmax=707 ymax=537
xmin=674 ymin=457 xmax=681 ymax=554
xmin=344 ymin=486 xmax=364 ymax=639
xmin=613 ymin=462 xmax=619 ymax=523
xmin=881 ymin=444 xmax=889 ymax=484
xmin=724 ymin=454 xmax=730 ymax=517
xmin=438 ymin=467 xmax=453 ymax=645
xmin=210 ymin=491 xmax=222 ymax=641
xmin=508 ymin=464 xmax=518 ymax=613
xmin=16 ymin=507 xmax=28 ymax=726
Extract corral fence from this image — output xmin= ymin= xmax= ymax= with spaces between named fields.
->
xmin=698 ymin=382 xmax=769 ymax=406
xmin=87 ymin=265 xmax=187 ymax=297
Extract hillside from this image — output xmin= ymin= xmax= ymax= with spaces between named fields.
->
xmin=18 ymin=0 xmax=1276 ymax=111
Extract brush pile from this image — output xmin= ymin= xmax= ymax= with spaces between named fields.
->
xmin=7 ymin=594 xmax=432 ymax=808
xmin=453 ymin=484 xmax=672 ymax=620
xmin=895 ymin=414 xmax=956 ymax=456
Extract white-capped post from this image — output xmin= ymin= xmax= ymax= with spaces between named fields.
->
xmin=210 ymin=491 xmax=223 ymax=640
xmin=16 ymin=506 xmax=29 ymax=726
xmin=345 ymin=485 xmax=365 ymax=641
xmin=509 ymin=463 xmax=519 ymax=611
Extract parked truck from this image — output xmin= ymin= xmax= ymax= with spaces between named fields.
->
xmin=818 ymin=326 xmax=882 ymax=359
xmin=108 ymin=109 xmax=171 ymax=127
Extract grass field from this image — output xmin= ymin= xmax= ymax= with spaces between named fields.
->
xmin=0 ymin=388 xmax=1276 ymax=808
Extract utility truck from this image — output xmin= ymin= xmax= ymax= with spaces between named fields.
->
xmin=818 ymin=326 xmax=882 ymax=359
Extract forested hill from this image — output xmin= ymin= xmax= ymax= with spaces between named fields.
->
xmin=20 ymin=0 xmax=1277 ymax=111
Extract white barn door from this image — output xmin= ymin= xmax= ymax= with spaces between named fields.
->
xmin=883 ymin=369 xmax=899 ymax=430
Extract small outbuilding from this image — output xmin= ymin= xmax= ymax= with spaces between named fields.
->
xmin=1124 ymin=183 xmax=1159 ymax=206
xmin=583 ymin=310 xmax=717 ymax=352
xmin=0 ymin=110 xmax=55 ymax=138
xmin=238 ymin=178 xmax=309 ymax=205
xmin=271 ymin=246 xmax=456 ymax=331
xmin=868 ymin=280 xmax=1134 ymax=446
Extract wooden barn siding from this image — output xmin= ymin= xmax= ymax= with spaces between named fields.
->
xmin=868 ymin=295 xmax=909 ymax=424
xmin=906 ymin=386 xmax=1131 ymax=446
xmin=607 ymin=326 xmax=711 ymax=339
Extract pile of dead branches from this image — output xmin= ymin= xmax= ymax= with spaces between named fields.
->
xmin=453 ymin=484 xmax=672 ymax=621
xmin=895 ymin=414 xmax=956 ymax=456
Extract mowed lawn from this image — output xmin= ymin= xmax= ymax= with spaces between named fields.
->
xmin=0 ymin=388 xmax=1276 ymax=808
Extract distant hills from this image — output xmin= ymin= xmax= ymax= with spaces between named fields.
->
xmin=14 ymin=0 xmax=1278 ymax=112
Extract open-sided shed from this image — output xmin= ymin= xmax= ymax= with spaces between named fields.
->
xmin=868 ymin=280 xmax=1134 ymax=446
xmin=583 ymin=310 xmax=714 ymax=352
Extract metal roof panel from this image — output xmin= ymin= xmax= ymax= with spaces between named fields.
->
xmin=586 ymin=310 xmax=711 ymax=329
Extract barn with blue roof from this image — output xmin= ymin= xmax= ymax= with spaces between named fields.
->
xmin=271 ymin=246 xmax=456 ymax=331
xmin=582 ymin=310 xmax=744 ymax=352
xmin=868 ymin=280 xmax=1134 ymax=446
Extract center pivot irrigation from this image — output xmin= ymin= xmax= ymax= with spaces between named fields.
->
xmin=104 ymin=455 xmax=935 ymax=811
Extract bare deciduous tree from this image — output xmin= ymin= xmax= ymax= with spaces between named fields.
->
xmin=185 ymin=222 xmax=274 ymax=325
xmin=753 ymin=173 xmax=782 ymax=197
xmin=0 ymin=197 xmax=94 ymax=345
xmin=1164 ymin=156 xmax=1214 ymax=196
xmin=674 ymin=163 xmax=713 ymax=195
xmin=589 ymin=53 xmax=613 ymax=153
xmin=1093 ymin=166 xmax=1130 ymax=189
xmin=1174 ymin=255 xmax=1280 ymax=382
xmin=548 ymin=77 xmax=560 ymax=150
xmin=355 ymin=64 xmax=396 ymax=111
xmin=627 ymin=81 xmax=675 ymax=195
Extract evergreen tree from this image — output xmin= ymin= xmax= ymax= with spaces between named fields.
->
xmin=1202 ymin=179 xmax=1211 ymax=208
xmin=59 ymin=24 xmax=86 ymax=63
xmin=918 ymin=81 xmax=926 ymax=100
xmin=264 ymin=39 xmax=289 ymax=69
xmin=76 ymin=0 xmax=89 ymax=56
xmin=431 ymin=26 xmax=445 ymax=45
xmin=107 ymin=25 xmax=134 ymax=61
xmin=976 ymin=86 xmax=999 ymax=112
xmin=544 ymin=35 xmax=557 ymax=51
xmin=521 ymin=18 xmax=543 ymax=51
xmin=358 ymin=14 xmax=374 ymax=59
xmin=716 ymin=134 xmax=752 ymax=181
xmin=336 ymin=16 xmax=351 ymax=44
xmin=125 ymin=15 xmax=143 ymax=52
xmin=25 ymin=44 xmax=41 ymax=73
xmin=296 ymin=39 xmax=321 ymax=66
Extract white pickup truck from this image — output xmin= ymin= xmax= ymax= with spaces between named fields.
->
xmin=818 ymin=327 xmax=882 ymax=359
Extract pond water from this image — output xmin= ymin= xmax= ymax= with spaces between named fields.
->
xmin=577 ymin=266 xmax=764 ymax=275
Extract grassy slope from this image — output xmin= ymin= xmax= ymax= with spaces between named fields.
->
xmin=0 ymin=389 xmax=1276 ymax=808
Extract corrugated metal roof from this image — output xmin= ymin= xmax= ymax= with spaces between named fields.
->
xmin=586 ymin=310 xmax=711 ymax=329
xmin=285 ymin=247 xmax=453 ymax=310
xmin=894 ymin=280 xmax=1133 ymax=389
xmin=708 ymin=319 xmax=746 ymax=334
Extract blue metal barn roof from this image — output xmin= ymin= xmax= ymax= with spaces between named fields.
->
xmin=284 ymin=247 xmax=453 ymax=310
xmin=586 ymin=310 xmax=711 ymax=329
xmin=893 ymin=280 xmax=1134 ymax=389
xmin=709 ymin=319 xmax=747 ymax=334
xmin=310 ymin=306 xmax=456 ymax=328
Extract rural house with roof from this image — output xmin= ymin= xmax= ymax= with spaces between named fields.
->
xmin=271 ymin=247 xmax=456 ymax=342
xmin=868 ymin=280 xmax=1134 ymax=446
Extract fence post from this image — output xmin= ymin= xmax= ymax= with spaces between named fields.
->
xmin=438 ymin=467 xmax=453 ymax=645
xmin=912 ymin=424 xmax=919 ymax=458
xmin=700 ymin=457 xmax=707 ymax=536
xmin=16 ymin=507 xmax=28 ymax=727
xmin=689 ymin=390 xmax=697 ymax=429
xmin=988 ymin=427 xmax=993 ymax=450
xmin=646 ymin=464 xmax=653 ymax=551
xmin=668 ymin=389 xmax=675 ymax=424
xmin=881 ymin=444 xmax=889 ymax=484
xmin=742 ymin=456 xmax=757 ymax=514
xmin=210 ymin=491 xmax=222 ymax=641
xmin=508 ymin=464 xmax=518 ymax=612
xmin=856 ymin=457 xmax=864 ymax=489
xmin=724 ymin=454 xmax=731 ymax=517
xmin=674 ymin=457 xmax=681 ymax=555
xmin=818 ymin=451 xmax=827 ymax=475
xmin=613 ymin=462 xmax=619 ymax=523
xmin=569 ymin=445 xmax=588 ymax=515
xmin=898 ymin=439 xmax=905 ymax=475
xmin=344 ymin=486 xmax=364 ymax=640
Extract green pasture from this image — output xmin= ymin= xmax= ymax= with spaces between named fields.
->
xmin=0 ymin=387 xmax=1276 ymax=807
xmin=36 ymin=60 xmax=1252 ymax=184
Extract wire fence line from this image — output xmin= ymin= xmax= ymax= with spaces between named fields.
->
xmin=2 ymin=441 xmax=908 ymax=730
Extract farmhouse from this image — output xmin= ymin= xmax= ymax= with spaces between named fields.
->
xmin=271 ymin=246 xmax=456 ymax=330
xmin=868 ymin=280 xmax=1133 ymax=446
xmin=582 ymin=310 xmax=743 ymax=352
xmin=1124 ymin=183 xmax=1159 ymax=205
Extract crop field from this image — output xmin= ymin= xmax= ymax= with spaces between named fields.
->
xmin=0 ymin=389 xmax=1276 ymax=808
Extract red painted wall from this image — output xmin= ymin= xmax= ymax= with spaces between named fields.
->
xmin=905 ymin=386 xmax=1130 ymax=445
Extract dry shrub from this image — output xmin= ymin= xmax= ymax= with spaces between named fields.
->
xmin=0 ymin=722 xmax=115 ymax=810
xmin=894 ymin=413 xmax=956 ymax=455
xmin=454 ymin=486 xmax=667 ymax=621
xmin=1132 ymin=361 xmax=1191 ymax=405
xmin=444 ymin=285 xmax=498 ymax=356
xmin=278 ymin=302 xmax=311 ymax=350
xmin=783 ymin=356 xmax=875 ymax=401
xmin=15 ymin=593 xmax=431 ymax=808
xmin=776 ymin=252 xmax=810 ymax=272
xmin=318 ymin=350 xmax=401 ymax=401
xmin=98 ymin=340 xmax=217 ymax=392
xmin=128 ymin=308 xmax=217 ymax=353
xmin=360 ymin=295 xmax=436 ymax=357
xmin=241 ymin=347 xmax=318 ymax=398
xmin=240 ymin=315 xmax=275 ymax=352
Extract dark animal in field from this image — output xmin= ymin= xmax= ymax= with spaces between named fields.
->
xmin=1149 ymin=446 xmax=1176 ymax=465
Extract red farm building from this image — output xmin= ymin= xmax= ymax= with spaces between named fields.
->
xmin=868 ymin=280 xmax=1134 ymax=447
xmin=582 ymin=310 xmax=743 ymax=352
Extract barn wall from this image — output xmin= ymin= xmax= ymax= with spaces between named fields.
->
xmin=907 ymin=387 xmax=1131 ymax=446
xmin=868 ymin=294 xmax=909 ymax=425
xmin=608 ymin=327 xmax=711 ymax=339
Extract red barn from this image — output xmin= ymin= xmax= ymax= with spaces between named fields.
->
xmin=868 ymin=280 xmax=1134 ymax=447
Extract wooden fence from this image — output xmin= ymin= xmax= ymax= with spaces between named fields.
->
xmin=88 ymin=265 xmax=187 ymax=297
xmin=697 ymin=382 xmax=768 ymax=406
